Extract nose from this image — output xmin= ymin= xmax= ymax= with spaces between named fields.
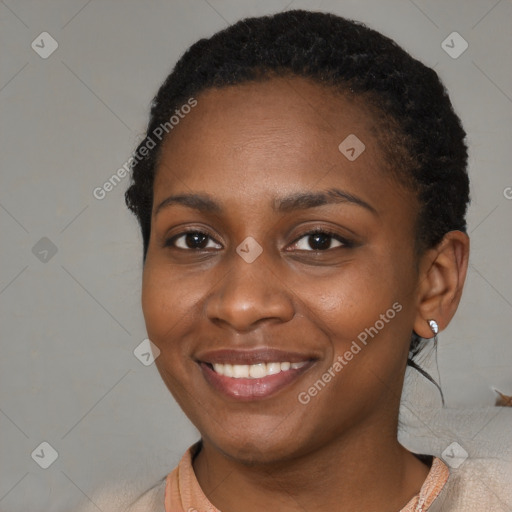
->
xmin=205 ymin=255 xmax=295 ymax=332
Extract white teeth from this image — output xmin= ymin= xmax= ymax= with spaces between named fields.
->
xmin=266 ymin=362 xmax=281 ymax=375
xmin=223 ymin=363 xmax=233 ymax=377
xmin=249 ymin=363 xmax=266 ymax=378
xmin=232 ymin=364 xmax=249 ymax=378
xmin=211 ymin=361 xmax=307 ymax=378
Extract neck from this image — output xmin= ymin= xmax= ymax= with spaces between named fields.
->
xmin=193 ymin=418 xmax=430 ymax=512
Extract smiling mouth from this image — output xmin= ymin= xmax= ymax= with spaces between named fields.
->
xmin=198 ymin=356 xmax=315 ymax=400
xmin=207 ymin=361 xmax=308 ymax=378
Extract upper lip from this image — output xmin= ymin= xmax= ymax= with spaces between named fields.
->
xmin=196 ymin=347 xmax=318 ymax=365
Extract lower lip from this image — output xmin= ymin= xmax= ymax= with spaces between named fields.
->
xmin=199 ymin=362 xmax=314 ymax=401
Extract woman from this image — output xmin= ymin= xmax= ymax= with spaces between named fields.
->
xmin=119 ymin=9 xmax=508 ymax=512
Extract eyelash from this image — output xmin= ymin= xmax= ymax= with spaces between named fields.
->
xmin=164 ymin=228 xmax=354 ymax=252
xmin=290 ymin=229 xmax=354 ymax=251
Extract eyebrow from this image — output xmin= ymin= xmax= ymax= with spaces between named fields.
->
xmin=154 ymin=188 xmax=377 ymax=217
xmin=274 ymin=189 xmax=377 ymax=215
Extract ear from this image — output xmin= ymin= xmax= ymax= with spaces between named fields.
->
xmin=413 ymin=230 xmax=470 ymax=338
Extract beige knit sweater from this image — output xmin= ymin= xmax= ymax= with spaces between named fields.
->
xmin=77 ymin=406 xmax=512 ymax=511
xmin=77 ymin=456 xmax=511 ymax=511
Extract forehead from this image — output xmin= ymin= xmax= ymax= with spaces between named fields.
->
xmin=153 ymin=77 xmax=413 ymax=215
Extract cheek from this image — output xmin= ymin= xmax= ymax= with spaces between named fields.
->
xmin=141 ymin=262 xmax=201 ymax=350
xmin=297 ymin=259 xmax=402 ymax=335
xmin=296 ymin=257 xmax=413 ymax=382
xmin=141 ymin=263 xmax=206 ymax=411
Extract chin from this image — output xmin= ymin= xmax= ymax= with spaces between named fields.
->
xmin=202 ymin=420 xmax=315 ymax=466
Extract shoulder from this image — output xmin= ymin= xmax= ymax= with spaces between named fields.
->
xmin=398 ymin=397 xmax=512 ymax=511
xmin=75 ymin=444 xmax=200 ymax=512
xmin=74 ymin=475 xmax=168 ymax=512
xmin=125 ymin=476 xmax=168 ymax=512
xmin=436 ymin=456 xmax=512 ymax=511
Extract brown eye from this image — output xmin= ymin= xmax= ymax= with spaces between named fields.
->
xmin=292 ymin=231 xmax=346 ymax=251
xmin=166 ymin=231 xmax=222 ymax=250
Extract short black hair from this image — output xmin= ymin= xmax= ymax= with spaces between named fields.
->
xmin=125 ymin=9 xmax=470 ymax=399
xmin=125 ymin=9 xmax=469 ymax=263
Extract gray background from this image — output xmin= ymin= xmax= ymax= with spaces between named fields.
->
xmin=1 ymin=0 xmax=511 ymax=510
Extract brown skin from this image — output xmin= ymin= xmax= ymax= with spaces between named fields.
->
xmin=141 ymin=77 xmax=469 ymax=511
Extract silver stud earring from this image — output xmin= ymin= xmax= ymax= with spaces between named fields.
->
xmin=428 ymin=319 xmax=439 ymax=336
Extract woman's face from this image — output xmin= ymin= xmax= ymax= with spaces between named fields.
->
xmin=142 ymin=77 xmax=423 ymax=463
